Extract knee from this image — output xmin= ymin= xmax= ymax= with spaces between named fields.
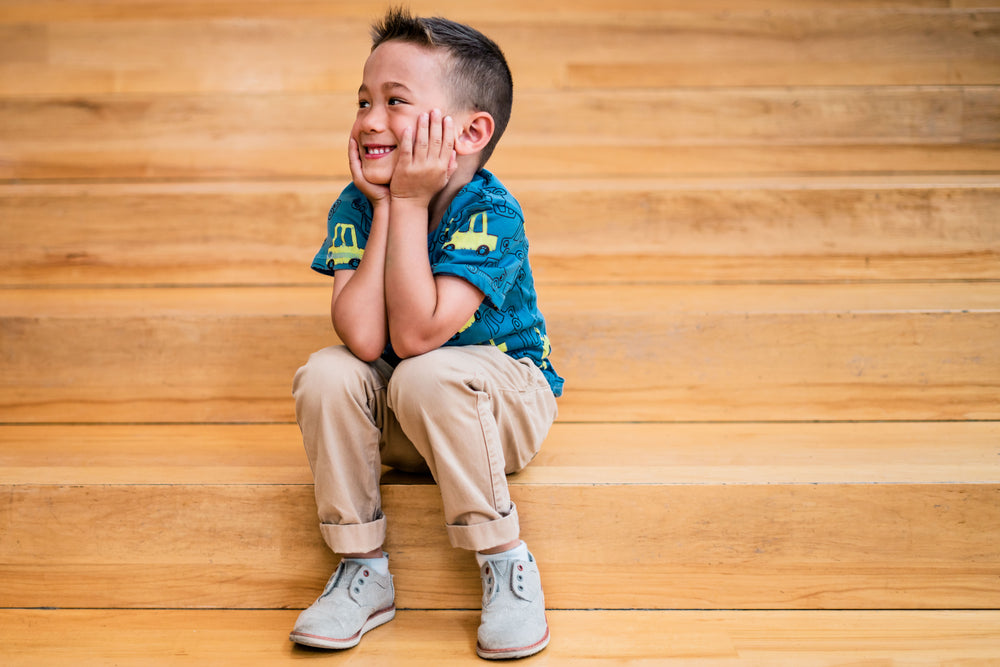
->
xmin=388 ymin=349 xmax=474 ymax=415
xmin=293 ymin=346 xmax=378 ymax=405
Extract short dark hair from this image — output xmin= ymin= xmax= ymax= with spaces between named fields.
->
xmin=371 ymin=6 xmax=513 ymax=166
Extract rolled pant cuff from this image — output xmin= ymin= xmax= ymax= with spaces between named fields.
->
xmin=319 ymin=516 xmax=387 ymax=555
xmin=445 ymin=504 xmax=521 ymax=551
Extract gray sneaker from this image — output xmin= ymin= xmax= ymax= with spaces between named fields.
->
xmin=289 ymin=560 xmax=395 ymax=649
xmin=476 ymin=553 xmax=550 ymax=660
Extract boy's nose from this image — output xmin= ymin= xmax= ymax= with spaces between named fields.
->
xmin=359 ymin=108 xmax=387 ymax=133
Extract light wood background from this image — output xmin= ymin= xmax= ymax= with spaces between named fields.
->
xmin=1 ymin=0 xmax=999 ymax=663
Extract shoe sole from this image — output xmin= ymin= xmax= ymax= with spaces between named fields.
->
xmin=476 ymin=626 xmax=550 ymax=660
xmin=289 ymin=604 xmax=396 ymax=650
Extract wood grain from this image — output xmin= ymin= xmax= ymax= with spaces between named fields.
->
xmin=1 ymin=11 xmax=997 ymax=94
xmin=0 ymin=1 xmax=973 ymax=22
xmin=1 ymin=0 xmax=998 ymax=655
xmin=4 ymin=178 xmax=997 ymax=286
xmin=1 ymin=88 xmax=997 ymax=179
xmin=4 ymin=421 xmax=998 ymax=485
xmin=2 ymin=481 xmax=997 ymax=609
xmin=3 ymin=609 xmax=999 ymax=665
xmin=1 ymin=284 xmax=997 ymax=422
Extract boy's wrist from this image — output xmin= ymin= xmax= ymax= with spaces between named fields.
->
xmin=389 ymin=193 xmax=431 ymax=214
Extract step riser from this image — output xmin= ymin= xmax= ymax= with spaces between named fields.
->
xmin=3 ymin=483 xmax=997 ymax=609
xmin=6 ymin=144 xmax=998 ymax=180
xmin=3 ymin=88 xmax=998 ymax=179
xmin=2 ymin=310 xmax=997 ymax=422
xmin=3 ymin=183 xmax=998 ymax=285
xmin=2 ymin=12 xmax=995 ymax=95
xmin=4 ymin=89 xmax=994 ymax=144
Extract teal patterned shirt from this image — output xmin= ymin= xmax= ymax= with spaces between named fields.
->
xmin=311 ymin=169 xmax=563 ymax=397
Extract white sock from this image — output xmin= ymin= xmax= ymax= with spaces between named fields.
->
xmin=344 ymin=552 xmax=389 ymax=576
xmin=476 ymin=541 xmax=528 ymax=569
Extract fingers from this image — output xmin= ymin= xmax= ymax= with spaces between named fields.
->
xmin=410 ymin=109 xmax=453 ymax=162
xmin=418 ymin=110 xmax=431 ymax=157
xmin=389 ymin=109 xmax=457 ymax=201
xmin=440 ymin=113 xmax=455 ymax=160
xmin=399 ymin=124 xmax=414 ymax=167
xmin=347 ymin=137 xmax=363 ymax=179
xmin=428 ymin=109 xmax=443 ymax=158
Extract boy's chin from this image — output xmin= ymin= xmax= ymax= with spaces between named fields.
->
xmin=362 ymin=168 xmax=392 ymax=186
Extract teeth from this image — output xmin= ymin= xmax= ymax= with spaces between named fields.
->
xmin=367 ymin=146 xmax=393 ymax=155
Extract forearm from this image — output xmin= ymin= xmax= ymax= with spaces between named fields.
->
xmin=384 ymin=198 xmax=486 ymax=357
xmin=384 ymin=198 xmax=441 ymax=356
xmin=331 ymin=203 xmax=390 ymax=361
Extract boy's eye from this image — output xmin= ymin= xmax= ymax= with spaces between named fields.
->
xmin=388 ymin=97 xmax=406 ymax=106
xmin=358 ymin=100 xmax=370 ymax=109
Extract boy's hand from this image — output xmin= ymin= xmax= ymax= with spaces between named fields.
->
xmin=348 ymin=137 xmax=391 ymax=205
xmin=390 ymin=109 xmax=457 ymax=205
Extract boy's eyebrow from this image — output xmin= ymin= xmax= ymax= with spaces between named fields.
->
xmin=357 ymin=81 xmax=414 ymax=96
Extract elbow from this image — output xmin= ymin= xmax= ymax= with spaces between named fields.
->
xmin=350 ymin=343 xmax=384 ymax=363
xmin=389 ymin=330 xmax=438 ymax=360
xmin=345 ymin=333 xmax=386 ymax=362
xmin=334 ymin=324 xmax=386 ymax=363
xmin=388 ymin=339 xmax=427 ymax=360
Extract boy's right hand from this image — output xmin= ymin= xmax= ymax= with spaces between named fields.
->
xmin=348 ymin=137 xmax=391 ymax=205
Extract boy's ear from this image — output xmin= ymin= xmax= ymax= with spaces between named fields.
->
xmin=454 ymin=111 xmax=495 ymax=156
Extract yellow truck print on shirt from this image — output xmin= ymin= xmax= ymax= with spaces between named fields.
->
xmin=444 ymin=212 xmax=497 ymax=256
xmin=327 ymin=222 xmax=365 ymax=269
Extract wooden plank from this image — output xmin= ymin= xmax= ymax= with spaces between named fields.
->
xmin=3 ymin=178 xmax=997 ymax=286
xmin=3 ymin=283 xmax=995 ymax=327
xmin=1 ymin=88 xmax=997 ymax=180
xmin=3 ymin=422 xmax=999 ymax=485
xmin=2 ymin=481 xmax=998 ymax=609
xmin=0 ymin=1 xmax=967 ymax=23
xmin=3 ymin=141 xmax=997 ymax=180
xmin=0 ymin=11 xmax=996 ymax=94
xmin=2 ymin=609 xmax=1000 ymax=665
xmin=3 ymin=609 xmax=1000 ymax=666
xmin=1 ymin=284 xmax=997 ymax=422
xmin=1 ymin=87 xmax=987 ymax=153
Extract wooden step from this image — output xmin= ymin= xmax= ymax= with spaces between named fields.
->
xmin=5 ymin=609 xmax=1000 ymax=665
xmin=3 ymin=609 xmax=1000 ymax=665
xmin=1 ymin=284 xmax=997 ymax=423
xmin=3 ymin=177 xmax=998 ymax=286
xmin=4 ymin=480 xmax=996 ymax=610
xmin=1 ymin=0 xmax=985 ymax=22
xmin=2 ymin=88 xmax=996 ymax=180
xmin=2 ymin=422 xmax=997 ymax=609
xmin=5 ymin=421 xmax=998 ymax=486
xmin=1 ymin=9 xmax=996 ymax=95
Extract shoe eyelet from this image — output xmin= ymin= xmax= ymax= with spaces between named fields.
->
xmin=517 ymin=564 xmax=524 ymax=571
xmin=362 ymin=569 xmax=370 ymax=577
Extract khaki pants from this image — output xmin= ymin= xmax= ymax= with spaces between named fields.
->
xmin=293 ymin=345 xmax=558 ymax=553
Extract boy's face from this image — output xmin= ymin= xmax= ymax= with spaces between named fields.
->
xmin=353 ymin=40 xmax=458 ymax=185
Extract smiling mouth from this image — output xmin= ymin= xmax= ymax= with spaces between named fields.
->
xmin=365 ymin=145 xmax=395 ymax=157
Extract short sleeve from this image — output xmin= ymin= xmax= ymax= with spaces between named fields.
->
xmin=310 ymin=184 xmax=373 ymax=276
xmin=433 ymin=204 xmax=527 ymax=310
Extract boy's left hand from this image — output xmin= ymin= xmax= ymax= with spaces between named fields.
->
xmin=390 ymin=109 xmax=457 ymax=205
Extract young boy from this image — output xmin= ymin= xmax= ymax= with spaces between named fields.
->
xmin=290 ymin=7 xmax=564 ymax=660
